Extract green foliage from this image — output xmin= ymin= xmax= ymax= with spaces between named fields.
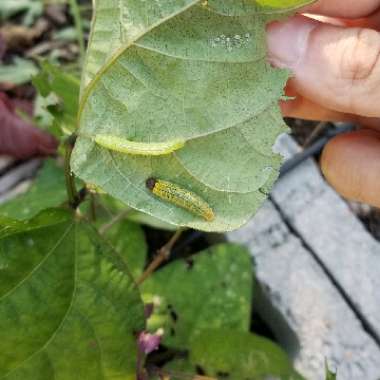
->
xmin=0 ymin=57 xmax=38 ymax=86
xmin=71 ymin=0 xmax=294 ymax=232
xmin=0 ymin=0 xmax=43 ymax=25
xmin=0 ymin=209 xmax=145 ymax=379
xmin=0 ymin=1 xmax=323 ymax=378
xmin=0 ymin=160 xmax=67 ymax=221
xmin=325 ymin=362 xmax=337 ymax=380
xmin=190 ymin=329 xmax=303 ymax=380
xmin=33 ymin=61 xmax=80 ymax=136
xmin=103 ymin=219 xmax=148 ymax=279
xmin=142 ymin=244 xmax=253 ymax=348
xmin=141 ymin=243 xmax=304 ymax=380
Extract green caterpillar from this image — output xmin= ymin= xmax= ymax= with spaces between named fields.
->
xmin=255 ymin=0 xmax=313 ymax=8
xmin=94 ymin=134 xmax=185 ymax=156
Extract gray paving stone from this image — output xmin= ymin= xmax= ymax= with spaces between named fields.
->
xmin=0 ymin=179 xmax=32 ymax=204
xmin=272 ymin=134 xmax=380 ymax=342
xmin=0 ymin=156 xmax=14 ymax=173
xmin=228 ymin=201 xmax=380 ymax=380
xmin=0 ymin=159 xmax=40 ymax=195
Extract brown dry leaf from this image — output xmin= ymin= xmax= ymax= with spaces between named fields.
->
xmin=0 ymin=19 xmax=49 ymax=49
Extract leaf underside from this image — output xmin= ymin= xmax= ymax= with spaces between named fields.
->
xmin=71 ymin=0 xmax=310 ymax=231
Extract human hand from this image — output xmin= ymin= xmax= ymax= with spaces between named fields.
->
xmin=266 ymin=0 xmax=380 ymax=207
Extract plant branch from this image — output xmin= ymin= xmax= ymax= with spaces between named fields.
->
xmin=89 ymin=193 xmax=97 ymax=221
xmin=99 ymin=208 xmax=131 ymax=235
xmin=302 ymin=121 xmax=328 ymax=148
xmin=148 ymin=366 xmax=216 ymax=380
xmin=136 ymin=229 xmax=184 ymax=286
xmin=64 ymin=134 xmax=79 ymax=208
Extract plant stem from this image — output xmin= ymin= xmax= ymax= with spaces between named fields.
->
xmin=148 ymin=366 xmax=216 ymax=380
xmin=136 ymin=229 xmax=184 ymax=286
xmin=302 ymin=121 xmax=328 ymax=148
xmin=98 ymin=208 xmax=131 ymax=235
xmin=64 ymin=134 xmax=79 ymax=208
xmin=68 ymin=0 xmax=86 ymax=63
xmin=89 ymin=193 xmax=97 ymax=221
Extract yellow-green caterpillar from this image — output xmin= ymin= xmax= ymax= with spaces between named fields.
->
xmin=255 ymin=0 xmax=313 ymax=8
xmin=94 ymin=134 xmax=185 ymax=156
xmin=146 ymin=178 xmax=215 ymax=222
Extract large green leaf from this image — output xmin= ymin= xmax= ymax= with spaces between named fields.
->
xmin=141 ymin=244 xmax=253 ymax=348
xmin=0 ymin=209 xmax=145 ymax=380
xmin=190 ymin=329 xmax=303 ymax=380
xmin=0 ymin=160 xmax=67 ymax=221
xmin=103 ymin=219 xmax=148 ymax=279
xmin=71 ymin=0 xmax=300 ymax=231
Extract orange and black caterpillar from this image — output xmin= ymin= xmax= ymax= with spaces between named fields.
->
xmin=146 ymin=178 xmax=215 ymax=222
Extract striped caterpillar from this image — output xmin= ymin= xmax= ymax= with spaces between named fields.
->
xmin=146 ymin=178 xmax=215 ymax=222
xmin=94 ymin=134 xmax=185 ymax=156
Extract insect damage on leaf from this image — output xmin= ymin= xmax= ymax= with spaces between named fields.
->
xmin=94 ymin=134 xmax=185 ymax=156
xmin=146 ymin=178 xmax=215 ymax=222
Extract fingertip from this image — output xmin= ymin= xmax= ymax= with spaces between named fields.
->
xmin=321 ymin=130 xmax=380 ymax=207
xmin=266 ymin=15 xmax=318 ymax=70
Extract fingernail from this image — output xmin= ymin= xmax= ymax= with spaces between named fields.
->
xmin=266 ymin=16 xmax=318 ymax=70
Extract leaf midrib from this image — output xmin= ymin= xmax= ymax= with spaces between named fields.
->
xmin=0 ymin=223 xmax=73 ymax=302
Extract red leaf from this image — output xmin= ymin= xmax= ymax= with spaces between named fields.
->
xmin=0 ymin=92 xmax=58 ymax=159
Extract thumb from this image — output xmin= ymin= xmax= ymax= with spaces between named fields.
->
xmin=321 ymin=129 xmax=380 ymax=207
xmin=266 ymin=15 xmax=380 ymax=118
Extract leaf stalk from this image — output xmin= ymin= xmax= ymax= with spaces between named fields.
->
xmin=136 ymin=229 xmax=184 ymax=286
xmin=64 ymin=134 xmax=80 ymax=209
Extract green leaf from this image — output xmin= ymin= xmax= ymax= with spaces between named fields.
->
xmin=0 ymin=208 xmax=71 ymax=239
xmin=103 ymin=219 xmax=148 ymax=279
xmin=32 ymin=61 xmax=80 ymax=134
xmin=71 ymin=0 xmax=291 ymax=232
xmin=53 ymin=27 xmax=78 ymax=42
xmin=325 ymin=362 xmax=337 ymax=380
xmin=0 ymin=209 xmax=145 ymax=379
xmin=0 ymin=160 xmax=67 ymax=221
xmin=127 ymin=210 xmax=178 ymax=231
xmin=157 ymin=359 xmax=199 ymax=380
xmin=0 ymin=57 xmax=38 ymax=86
xmin=0 ymin=0 xmax=43 ymax=25
xmin=190 ymin=329 xmax=302 ymax=380
xmin=141 ymin=244 xmax=252 ymax=348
